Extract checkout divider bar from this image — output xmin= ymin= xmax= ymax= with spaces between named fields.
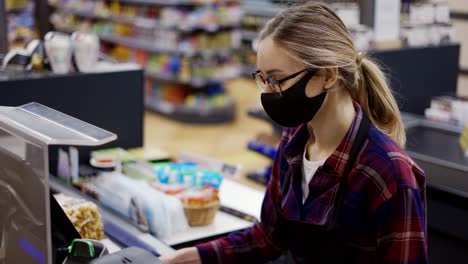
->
xmin=49 ymin=176 xmax=175 ymax=256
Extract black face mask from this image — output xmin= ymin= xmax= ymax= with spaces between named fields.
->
xmin=261 ymin=71 xmax=327 ymax=127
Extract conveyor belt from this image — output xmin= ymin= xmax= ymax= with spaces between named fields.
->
xmin=404 ymin=119 xmax=468 ymax=197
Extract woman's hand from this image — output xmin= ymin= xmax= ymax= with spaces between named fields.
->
xmin=160 ymin=247 xmax=202 ymax=264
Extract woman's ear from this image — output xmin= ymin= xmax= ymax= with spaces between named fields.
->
xmin=323 ymin=67 xmax=339 ymax=89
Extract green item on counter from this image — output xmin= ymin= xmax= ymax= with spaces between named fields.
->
xmin=91 ymin=147 xmax=136 ymax=163
xmin=122 ymin=161 xmax=158 ymax=181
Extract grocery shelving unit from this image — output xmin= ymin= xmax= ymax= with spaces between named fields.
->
xmin=239 ymin=1 xmax=282 ymax=76
xmin=1 ymin=0 xmax=38 ymax=50
xmin=147 ymin=95 xmax=236 ymax=124
xmin=118 ymin=0 xmax=238 ymax=6
xmin=56 ymin=7 xmax=238 ymax=33
xmin=245 ymin=105 xmax=281 ymax=185
xmin=52 ymin=0 xmax=243 ymax=124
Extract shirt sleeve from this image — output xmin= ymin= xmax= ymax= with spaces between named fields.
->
xmin=376 ymin=187 xmax=428 ymax=264
xmin=196 ymin=128 xmax=294 ymax=264
xmin=195 ymin=171 xmax=287 ymax=264
xmin=196 ymin=220 xmax=284 ymax=264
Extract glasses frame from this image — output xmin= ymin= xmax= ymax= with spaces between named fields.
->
xmin=252 ymin=68 xmax=316 ymax=95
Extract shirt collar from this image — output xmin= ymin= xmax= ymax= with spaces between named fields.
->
xmin=282 ymin=102 xmax=365 ymax=178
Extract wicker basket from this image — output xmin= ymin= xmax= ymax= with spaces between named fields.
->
xmin=183 ymin=200 xmax=220 ymax=226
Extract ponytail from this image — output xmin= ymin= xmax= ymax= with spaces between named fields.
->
xmin=355 ymin=55 xmax=406 ymax=148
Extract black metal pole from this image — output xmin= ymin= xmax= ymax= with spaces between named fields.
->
xmin=358 ymin=0 xmax=375 ymax=28
xmin=35 ymin=0 xmax=51 ymax=38
xmin=0 ymin=0 xmax=8 ymax=54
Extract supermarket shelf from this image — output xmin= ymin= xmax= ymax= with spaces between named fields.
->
xmin=146 ymin=98 xmax=236 ymax=124
xmin=247 ymin=107 xmax=272 ymax=123
xmin=451 ymin=11 xmax=468 ymax=20
xmin=145 ymin=70 xmax=239 ymax=87
xmin=242 ymin=64 xmax=255 ymax=76
xmin=244 ymin=4 xmax=283 ymax=17
xmin=56 ymin=9 xmax=237 ymax=33
xmin=54 ymin=25 xmax=75 ymax=34
xmin=247 ymin=106 xmax=283 ymax=134
xmin=98 ymin=34 xmax=235 ymax=56
xmin=57 ymin=9 xmax=157 ymax=27
xmin=146 ymin=71 xmax=208 ymax=87
xmin=53 ymin=25 xmax=236 ymax=56
xmin=118 ymin=0 xmax=238 ymax=6
xmin=241 ymin=30 xmax=258 ymax=41
xmin=6 ymin=4 xmax=29 ymax=13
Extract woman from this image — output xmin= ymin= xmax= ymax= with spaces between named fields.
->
xmin=163 ymin=1 xmax=427 ymax=263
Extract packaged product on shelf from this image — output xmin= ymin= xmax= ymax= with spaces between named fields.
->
xmin=127 ymin=147 xmax=172 ymax=162
xmin=7 ymin=2 xmax=37 ymax=48
xmin=180 ymin=184 xmax=220 ymax=226
xmin=54 ymin=193 xmax=104 ymax=240
xmin=461 ymin=130 xmax=468 ymax=159
xmin=152 ymin=162 xmax=223 ymax=189
xmin=425 ymin=96 xmax=468 ymax=126
xmin=401 ymin=25 xmax=430 ymax=47
xmin=135 ymin=49 xmax=149 ymax=66
xmin=153 ymin=162 xmax=198 ymax=184
xmin=91 ymin=147 xmax=137 ymax=164
xmin=121 ymin=4 xmax=139 ymax=19
xmin=93 ymin=171 xmax=189 ymax=238
xmin=434 ymin=2 xmax=450 ymax=24
xmin=109 ymin=0 xmax=121 ymax=15
xmin=95 ymin=1 xmax=110 ymax=16
xmin=168 ymin=55 xmax=181 ymax=75
xmin=122 ymin=160 xmax=158 ymax=181
xmin=159 ymin=8 xmax=181 ymax=28
xmin=178 ymin=57 xmax=192 ymax=82
xmin=331 ymin=2 xmax=360 ymax=28
xmin=409 ymin=2 xmax=435 ymax=26
xmin=150 ymin=161 xmax=223 ymax=226
xmin=349 ymin=24 xmax=373 ymax=51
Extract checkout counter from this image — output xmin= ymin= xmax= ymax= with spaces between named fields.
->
xmin=0 ymin=102 xmax=263 ymax=263
xmin=402 ymin=114 xmax=468 ymax=262
xmin=0 ymin=102 xmax=168 ymax=263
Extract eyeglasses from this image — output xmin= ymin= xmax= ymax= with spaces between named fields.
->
xmin=252 ymin=68 xmax=315 ymax=95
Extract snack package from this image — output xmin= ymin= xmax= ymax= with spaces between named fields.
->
xmin=93 ymin=172 xmax=189 ymax=239
xmin=150 ymin=162 xmax=224 ymax=226
xmin=152 ymin=162 xmax=222 ymax=188
xmin=153 ymin=162 xmax=198 ymax=184
xmin=91 ymin=148 xmax=137 ymax=163
xmin=54 ymin=193 xmax=104 ymax=240
xmin=178 ymin=187 xmax=217 ymax=206
xmin=122 ymin=160 xmax=158 ymax=181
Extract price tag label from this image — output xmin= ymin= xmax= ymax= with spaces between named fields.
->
xmin=460 ymin=124 xmax=468 ymax=157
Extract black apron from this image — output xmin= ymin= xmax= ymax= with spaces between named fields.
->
xmin=274 ymin=115 xmax=371 ymax=264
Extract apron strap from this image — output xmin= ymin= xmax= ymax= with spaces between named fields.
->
xmin=278 ymin=114 xmax=371 ymax=227
xmin=329 ymin=114 xmax=371 ymax=229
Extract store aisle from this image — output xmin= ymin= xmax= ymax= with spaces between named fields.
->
xmin=144 ymin=78 xmax=272 ymax=190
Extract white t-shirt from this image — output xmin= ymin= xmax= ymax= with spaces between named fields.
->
xmin=302 ymin=149 xmax=326 ymax=203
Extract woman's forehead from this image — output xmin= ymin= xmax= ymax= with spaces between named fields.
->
xmin=256 ymin=38 xmax=296 ymax=73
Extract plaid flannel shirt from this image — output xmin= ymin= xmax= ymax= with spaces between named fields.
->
xmin=197 ymin=103 xmax=428 ymax=264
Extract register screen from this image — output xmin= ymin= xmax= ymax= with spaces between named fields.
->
xmin=0 ymin=128 xmax=49 ymax=264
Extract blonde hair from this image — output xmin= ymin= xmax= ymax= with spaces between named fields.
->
xmin=259 ymin=1 xmax=406 ymax=148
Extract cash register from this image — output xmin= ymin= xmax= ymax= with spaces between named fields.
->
xmin=0 ymin=102 xmax=163 ymax=264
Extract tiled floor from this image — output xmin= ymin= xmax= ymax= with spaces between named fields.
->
xmin=458 ymin=75 xmax=468 ymax=97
